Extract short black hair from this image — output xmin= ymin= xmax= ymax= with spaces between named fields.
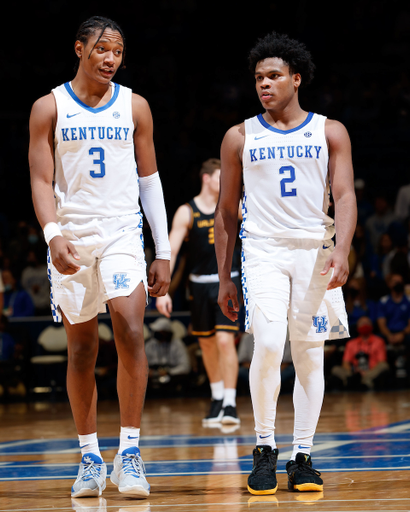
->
xmin=248 ymin=32 xmax=315 ymax=87
xmin=75 ymin=16 xmax=126 ymax=69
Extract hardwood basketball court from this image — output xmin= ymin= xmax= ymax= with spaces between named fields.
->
xmin=1 ymin=389 xmax=410 ymax=511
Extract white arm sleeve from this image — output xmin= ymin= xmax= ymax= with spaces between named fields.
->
xmin=139 ymin=172 xmax=171 ymax=260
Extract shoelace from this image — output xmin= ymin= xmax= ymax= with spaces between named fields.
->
xmin=290 ymin=460 xmax=321 ymax=477
xmin=253 ymin=451 xmax=276 ymax=475
xmin=81 ymin=460 xmax=104 ymax=483
xmin=122 ymin=453 xmax=146 ymax=477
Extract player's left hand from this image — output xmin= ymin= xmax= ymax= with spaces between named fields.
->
xmin=148 ymin=259 xmax=171 ymax=297
xmin=320 ymin=248 xmax=349 ymax=290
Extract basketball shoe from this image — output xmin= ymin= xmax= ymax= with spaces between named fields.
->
xmin=110 ymin=446 xmax=150 ymax=497
xmin=247 ymin=446 xmax=278 ymax=495
xmin=71 ymin=453 xmax=107 ymax=498
xmin=221 ymin=405 xmax=240 ymax=425
xmin=286 ymin=452 xmax=323 ymax=491
xmin=202 ymin=399 xmax=223 ymax=424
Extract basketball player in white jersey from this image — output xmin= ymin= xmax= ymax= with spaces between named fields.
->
xmin=29 ymin=17 xmax=170 ymax=499
xmin=215 ymin=32 xmax=357 ymax=494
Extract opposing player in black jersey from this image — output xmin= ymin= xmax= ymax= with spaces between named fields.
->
xmin=156 ymin=158 xmax=241 ymax=424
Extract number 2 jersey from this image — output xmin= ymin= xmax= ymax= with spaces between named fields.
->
xmin=52 ymin=82 xmax=140 ymax=225
xmin=241 ymin=112 xmax=335 ymax=241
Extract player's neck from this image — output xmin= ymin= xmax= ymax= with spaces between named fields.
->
xmin=70 ymin=72 xmax=113 ymax=108
xmin=263 ymin=103 xmax=308 ymax=132
xmin=194 ymin=190 xmax=218 ymax=214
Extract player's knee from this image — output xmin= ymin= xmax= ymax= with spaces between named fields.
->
xmin=215 ymin=331 xmax=236 ymax=353
xmin=68 ymin=337 xmax=99 ymax=369
xmin=115 ymin=324 xmax=145 ymax=355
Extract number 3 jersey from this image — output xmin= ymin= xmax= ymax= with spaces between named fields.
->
xmin=52 ymin=82 xmax=140 ymax=224
xmin=241 ymin=112 xmax=335 ymax=241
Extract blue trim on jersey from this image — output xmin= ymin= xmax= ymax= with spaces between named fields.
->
xmin=257 ymin=111 xmax=314 ymax=134
xmin=63 ymin=82 xmax=120 ymax=114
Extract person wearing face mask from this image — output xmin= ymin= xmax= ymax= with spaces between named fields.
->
xmin=2 ymin=269 xmax=34 ymax=318
xmin=330 ymin=316 xmax=389 ymax=390
xmin=145 ymin=317 xmax=191 ymax=396
xmin=20 ymin=248 xmax=50 ymax=316
xmin=377 ymin=273 xmax=410 ymax=384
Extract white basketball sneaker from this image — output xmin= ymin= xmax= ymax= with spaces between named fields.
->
xmin=71 ymin=453 xmax=107 ymax=498
xmin=110 ymin=446 xmax=150 ymax=497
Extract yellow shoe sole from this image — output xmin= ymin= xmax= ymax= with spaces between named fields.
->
xmin=292 ymin=483 xmax=323 ymax=492
xmin=247 ymin=484 xmax=278 ymax=495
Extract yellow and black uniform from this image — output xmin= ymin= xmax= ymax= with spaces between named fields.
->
xmin=185 ymin=199 xmax=240 ymax=338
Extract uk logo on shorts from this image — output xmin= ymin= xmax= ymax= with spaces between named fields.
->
xmin=113 ymin=273 xmax=130 ymax=289
xmin=312 ymin=315 xmax=328 ymax=333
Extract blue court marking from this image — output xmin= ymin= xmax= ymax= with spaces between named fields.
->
xmin=1 ymin=420 xmax=409 ymax=481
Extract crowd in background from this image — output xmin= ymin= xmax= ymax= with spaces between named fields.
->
xmin=1 ymin=0 xmax=410 ymax=400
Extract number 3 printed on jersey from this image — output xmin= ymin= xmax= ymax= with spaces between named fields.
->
xmin=280 ymin=165 xmax=297 ymax=197
xmin=89 ymin=147 xmax=106 ymax=178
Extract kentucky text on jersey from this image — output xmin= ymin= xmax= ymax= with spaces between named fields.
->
xmin=249 ymin=145 xmax=322 ymax=162
xmin=61 ymin=126 xmax=130 ymax=141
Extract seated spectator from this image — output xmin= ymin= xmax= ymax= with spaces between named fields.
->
xmin=344 ymin=278 xmax=376 ymax=337
xmin=377 ymin=273 xmax=410 ymax=383
xmin=145 ymin=317 xmax=191 ymax=395
xmin=367 ymin=232 xmax=393 ymax=299
xmin=2 ymin=269 xmax=34 ymax=318
xmin=330 ymin=316 xmax=389 ymax=390
xmin=365 ymin=194 xmax=397 ymax=252
xmin=20 ymin=248 xmax=50 ymax=316
xmin=0 ymin=314 xmax=15 ymax=362
xmin=0 ymin=314 xmax=20 ymax=399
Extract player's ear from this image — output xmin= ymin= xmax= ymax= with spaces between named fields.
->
xmin=293 ymin=73 xmax=302 ymax=90
xmin=74 ymin=40 xmax=84 ymax=60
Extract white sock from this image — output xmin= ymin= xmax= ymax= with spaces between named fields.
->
xmin=210 ymin=380 xmax=224 ymax=401
xmin=222 ymin=388 xmax=236 ymax=408
xmin=119 ymin=426 xmax=140 ymax=454
xmin=78 ymin=432 xmax=101 ymax=459
xmin=291 ymin=444 xmax=311 ymax=460
xmin=255 ymin=433 xmax=277 ymax=449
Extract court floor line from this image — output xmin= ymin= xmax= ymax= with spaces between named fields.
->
xmin=2 ymin=496 xmax=410 ymax=512
xmin=2 ymin=435 xmax=410 ymax=455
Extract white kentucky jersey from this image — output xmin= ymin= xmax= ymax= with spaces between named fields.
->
xmin=52 ymin=82 xmax=140 ymax=224
xmin=241 ymin=112 xmax=335 ymax=240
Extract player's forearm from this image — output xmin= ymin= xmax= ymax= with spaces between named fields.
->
xmin=214 ymin=205 xmax=237 ymax=282
xmin=31 ymin=177 xmax=58 ymax=229
xmin=333 ymin=191 xmax=357 ymax=254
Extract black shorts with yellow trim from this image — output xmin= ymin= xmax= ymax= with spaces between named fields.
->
xmin=188 ymin=275 xmax=240 ymax=338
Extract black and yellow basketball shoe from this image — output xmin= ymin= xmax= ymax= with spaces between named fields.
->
xmin=286 ymin=453 xmax=323 ymax=492
xmin=247 ymin=446 xmax=279 ymax=495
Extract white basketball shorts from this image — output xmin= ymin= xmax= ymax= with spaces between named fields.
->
xmin=47 ymin=214 xmax=148 ymax=325
xmin=241 ymin=236 xmax=349 ymax=342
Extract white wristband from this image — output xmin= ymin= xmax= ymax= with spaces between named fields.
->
xmin=43 ymin=222 xmax=63 ymax=245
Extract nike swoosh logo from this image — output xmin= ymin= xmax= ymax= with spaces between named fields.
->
xmin=254 ymin=135 xmax=268 ymax=140
xmin=259 ymin=434 xmax=271 ymax=439
xmin=127 ymin=435 xmax=139 ymax=440
xmin=67 ymin=112 xmax=81 ymax=118
xmin=298 ymin=445 xmax=310 ymax=449
xmin=322 ymin=244 xmax=331 ymax=250
xmin=80 ymin=444 xmax=89 ymax=449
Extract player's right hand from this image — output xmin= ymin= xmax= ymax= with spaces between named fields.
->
xmin=156 ymin=293 xmax=173 ymax=318
xmin=49 ymin=236 xmax=81 ymax=275
xmin=218 ymin=279 xmax=239 ymax=322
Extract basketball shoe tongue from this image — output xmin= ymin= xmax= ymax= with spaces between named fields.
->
xmin=81 ymin=453 xmax=103 ymax=464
